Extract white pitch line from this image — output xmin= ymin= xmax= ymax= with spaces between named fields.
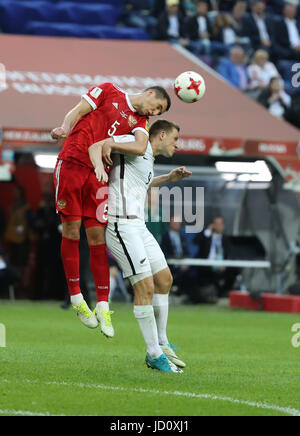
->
xmin=0 ymin=409 xmax=64 ymax=416
xmin=1 ymin=378 xmax=299 ymax=417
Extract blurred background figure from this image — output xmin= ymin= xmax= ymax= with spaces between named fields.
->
xmin=156 ymin=0 xmax=189 ymax=46
xmin=0 ymin=240 xmax=20 ymax=297
xmin=248 ymin=49 xmax=280 ymax=92
xmin=258 ymin=76 xmax=292 ymax=119
xmin=273 ymin=1 xmax=300 ymax=61
xmin=194 ymin=216 xmax=240 ymax=299
xmin=34 ymin=192 xmax=65 ymax=300
xmin=4 ymin=184 xmax=35 ymax=297
xmin=161 ymin=215 xmax=195 ymax=298
xmin=218 ymin=45 xmax=250 ymax=91
xmin=241 ymin=0 xmax=274 ymax=54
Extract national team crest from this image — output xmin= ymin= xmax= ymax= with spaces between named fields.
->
xmin=57 ymin=200 xmax=67 ymax=210
xmin=128 ymin=115 xmax=138 ymax=128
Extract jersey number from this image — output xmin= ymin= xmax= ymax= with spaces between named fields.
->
xmin=108 ymin=120 xmax=121 ymax=137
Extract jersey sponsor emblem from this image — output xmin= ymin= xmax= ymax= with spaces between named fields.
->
xmin=90 ymin=87 xmax=103 ymax=99
xmin=57 ymin=200 xmax=67 ymax=210
xmin=128 ymin=115 xmax=138 ymax=128
xmin=140 ymin=258 xmax=147 ymax=265
xmin=112 ymin=102 xmax=119 ymax=110
xmin=145 ymin=120 xmax=149 ymax=132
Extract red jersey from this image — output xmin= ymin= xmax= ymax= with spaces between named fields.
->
xmin=58 ymin=82 xmax=149 ymax=169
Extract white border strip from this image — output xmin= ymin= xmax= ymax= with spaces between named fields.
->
xmin=1 ymin=378 xmax=299 ymax=416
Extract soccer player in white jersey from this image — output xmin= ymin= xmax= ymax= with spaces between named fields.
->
xmin=89 ymin=120 xmax=192 ymax=373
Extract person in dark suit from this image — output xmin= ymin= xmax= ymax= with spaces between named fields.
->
xmin=193 ymin=216 xmax=239 ymax=297
xmin=161 ymin=215 xmax=195 ymax=296
xmin=241 ymin=0 xmax=274 ymax=53
xmin=155 ymin=0 xmax=188 ymax=43
xmin=186 ymin=0 xmax=229 ymax=55
xmin=273 ymin=2 xmax=300 ymax=61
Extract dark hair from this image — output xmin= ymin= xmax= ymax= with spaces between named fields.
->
xmin=149 ymin=119 xmax=180 ymax=139
xmin=144 ymin=86 xmax=171 ymax=111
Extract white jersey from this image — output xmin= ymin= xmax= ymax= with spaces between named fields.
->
xmin=107 ymin=135 xmax=155 ymax=222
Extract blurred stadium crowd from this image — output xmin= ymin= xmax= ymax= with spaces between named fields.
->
xmin=1 ymin=0 xmax=300 ymax=125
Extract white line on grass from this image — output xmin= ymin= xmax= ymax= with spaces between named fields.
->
xmin=1 ymin=378 xmax=300 ymax=417
xmin=0 ymin=409 xmax=65 ymax=416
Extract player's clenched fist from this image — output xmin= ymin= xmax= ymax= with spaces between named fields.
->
xmin=51 ymin=127 xmax=68 ymax=140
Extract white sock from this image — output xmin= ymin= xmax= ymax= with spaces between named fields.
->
xmin=70 ymin=293 xmax=84 ymax=307
xmin=152 ymin=293 xmax=169 ymax=346
xmin=96 ymin=301 xmax=109 ymax=311
xmin=133 ymin=305 xmax=162 ymax=359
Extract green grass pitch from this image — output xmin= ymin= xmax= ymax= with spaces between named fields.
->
xmin=0 ymin=300 xmax=299 ymax=416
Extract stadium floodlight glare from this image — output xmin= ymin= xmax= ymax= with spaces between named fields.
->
xmin=215 ymin=160 xmax=272 ymax=182
xmin=34 ymin=154 xmax=58 ymax=170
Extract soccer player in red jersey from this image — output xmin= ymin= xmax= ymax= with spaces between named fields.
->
xmin=52 ymin=82 xmax=171 ymax=337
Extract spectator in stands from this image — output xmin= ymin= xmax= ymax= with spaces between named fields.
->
xmin=184 ymin=0 xmax=198 ymax=16
xmin=229 ymin=1 xmax=248 ymax=39
xmin=152 ymin=0 xmax=186 ymax=18
xmin=122 ymin=0 xmax=158 ymax=38
xmin=0 ymin=241 xmax=20 ymax=296
xmin=273 ymin=1 xmax=300 ymax=61
xmin=161 ymin=215 xmax=194 ymax=296
xmin=211 ymin=12 xmax=249 ymax=54
xmin=241 ymin=0 xmax=274 ymax=53
xmin=248 ymin=49 xmax=280 ymax=93
xmin=258 ymin=76 xmax=292 ymax=119
xmin=186 ymin=0 xmax=228 ymax=55
xmin=193 ymin=216 xmax=239 ymax=297
xmin=156 ymin=0 xmax=188 ymax=45
xmin=218 ymin=45 xmax=250 ymax=90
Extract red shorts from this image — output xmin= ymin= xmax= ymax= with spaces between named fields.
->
xmin=53 ymin=159 xmax=108 ymax=226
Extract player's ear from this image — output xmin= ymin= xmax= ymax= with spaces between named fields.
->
xmin=159 ymin=130 xmax=166 ymax=141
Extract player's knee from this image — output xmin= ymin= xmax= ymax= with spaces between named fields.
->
xmin=62 ymin=221 xmax=81 ymax=240
xmin=86 ymin=226 xmax=105 ymax=246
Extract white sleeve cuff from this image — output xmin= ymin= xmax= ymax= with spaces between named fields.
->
xmin=82 ymin=94 xmax=97 ymax=111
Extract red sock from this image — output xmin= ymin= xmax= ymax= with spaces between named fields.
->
xmin=61 ymin=236 xmax=81 ymax=296
xmin=89 ymin=244 xmax=110 ymax=303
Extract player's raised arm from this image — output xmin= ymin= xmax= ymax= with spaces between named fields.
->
xmin=51 ymin=98 xmax=93 ymax=140
xmin=150 ymin=167 xmax=192 ymax=188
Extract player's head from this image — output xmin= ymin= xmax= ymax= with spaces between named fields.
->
xmin=149 ymin=119 xmax=180 ymax=157
xmin=135 ymin=86 xmax=171 ymax=117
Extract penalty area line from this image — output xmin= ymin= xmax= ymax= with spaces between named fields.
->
xmin=1 ymin=378 xmax=300 ymax=416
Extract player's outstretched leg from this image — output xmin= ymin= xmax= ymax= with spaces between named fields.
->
xmin=153 ymin=268 xmax=186 ymax=368
xmin=132 ymin=275 xmax=183 ymax=373
xmin=86 ymin=225 xmax=114 ymax=338
xmin=61 ymin=222 xmax=98 ymax=329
